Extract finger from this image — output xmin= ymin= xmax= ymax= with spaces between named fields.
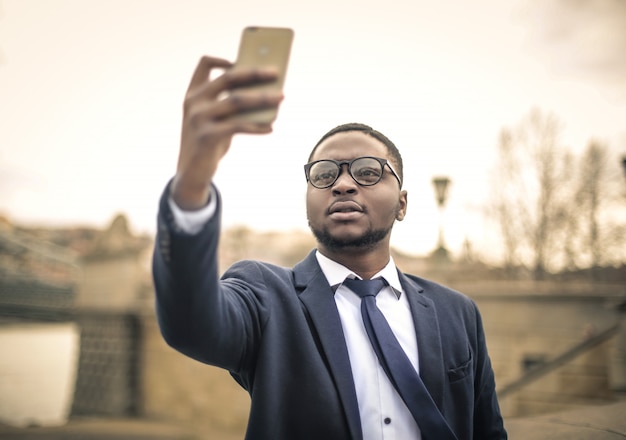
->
xmin=218 ymin=67 xmax=279 ymax=92
xmin=186 ymin=91 xmax=284 ymax=126
xmin=193 ymin=120 xmax=273 ymax=143
xmin=187 ymin=56 xmax=233 ymax=93
xmin=188 ymin=67 xmax=279 ymax=104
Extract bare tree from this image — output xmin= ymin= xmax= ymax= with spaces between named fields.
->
xmin=488 ymin=128 xmax=527 ymax=272
xmin=578 ymin=141 xmax=608 ymax=268
xmin=574 ymin=140 xmax=626 ymax=274
xmin=488 ymin=110 xmax=626 ymax=278
xmin=488 ymin=109 xmax=575 ymax=278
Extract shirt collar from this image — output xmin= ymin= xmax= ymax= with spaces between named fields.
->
xmin=314 ymin=250 xmax=403 ymax=299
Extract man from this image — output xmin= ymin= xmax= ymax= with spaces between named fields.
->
xmin=153 ymin=56 xmax=507 ymax=440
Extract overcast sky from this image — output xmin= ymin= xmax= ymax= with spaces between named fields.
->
xmin=1 ymin=0 xmax=625 ymax=259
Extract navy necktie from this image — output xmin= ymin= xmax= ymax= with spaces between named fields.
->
xmin=343 ymin=278 xmax=457 ymax=440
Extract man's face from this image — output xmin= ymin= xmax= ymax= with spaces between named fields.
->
xmin=306 ymin=131 xmax=408 ymax=253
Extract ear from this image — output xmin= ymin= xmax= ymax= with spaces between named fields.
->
xmin=396 ymin=190 xmax=408 ymax=221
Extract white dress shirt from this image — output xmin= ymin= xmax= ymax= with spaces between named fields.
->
xmin=169 ymin=190 xmax=421 ymax=439
xmin=315 ymin=252 xmax=421 ymax=440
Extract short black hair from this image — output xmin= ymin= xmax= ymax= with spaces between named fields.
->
xmin=308 ymin=122 xmax=404 ymax=185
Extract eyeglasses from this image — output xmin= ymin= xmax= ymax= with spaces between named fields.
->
xmin=304 ymin=156 xmax=402 ymax=189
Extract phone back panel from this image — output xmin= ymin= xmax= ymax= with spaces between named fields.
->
xmin=233 ymin=26 xmax=294 ymax=123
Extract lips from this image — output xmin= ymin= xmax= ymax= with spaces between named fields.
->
xmin=328 ymin=200 xmax=364 ymax=215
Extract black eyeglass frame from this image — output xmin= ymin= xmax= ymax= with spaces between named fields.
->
xmin=304 ymin=156 xmax=402 ymax=189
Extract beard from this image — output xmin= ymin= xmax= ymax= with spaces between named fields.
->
xmin=309 ymin=224 xmax=391 ymax=252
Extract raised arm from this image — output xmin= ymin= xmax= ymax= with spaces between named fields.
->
xmin=152 ymin=55 xmax=284 ymax=369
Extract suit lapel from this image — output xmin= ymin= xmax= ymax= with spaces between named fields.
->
xmin=294 ymin=252 xmax=362 ymax=440
xmin=399 ymin=272 xmax=446 ymax=411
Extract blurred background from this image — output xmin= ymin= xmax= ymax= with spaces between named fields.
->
xmin=1 ymin=0 xmax=625 ymax=438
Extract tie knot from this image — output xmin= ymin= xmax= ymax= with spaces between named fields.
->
xmin=343 ymin=277 xmax=386 ymax=299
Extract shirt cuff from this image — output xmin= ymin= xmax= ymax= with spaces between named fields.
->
xmin=167 ymin=187 xmax=217 ymax=235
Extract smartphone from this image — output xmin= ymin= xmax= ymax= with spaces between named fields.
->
xmin=232 ymin=26 xmax=294 ymax=124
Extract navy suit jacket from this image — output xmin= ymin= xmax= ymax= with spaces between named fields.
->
xmin=153 ymin=186 xmax=507 ymax=440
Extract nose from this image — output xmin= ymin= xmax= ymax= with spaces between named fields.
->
xmin=331 ymin=164 xmax=358 ymax=194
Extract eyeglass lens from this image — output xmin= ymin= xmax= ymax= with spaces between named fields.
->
xmin=308 ymin=157 xmax=384 ymax=188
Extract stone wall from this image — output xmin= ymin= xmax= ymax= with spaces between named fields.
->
xmin=139 ymin=312 xmax=249 ymax=438
xmin=460 ymin=280 xmax=624 ymax=417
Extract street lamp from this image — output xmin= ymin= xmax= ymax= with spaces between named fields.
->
xmin=431 ymin=176 xmax=451 ymax=261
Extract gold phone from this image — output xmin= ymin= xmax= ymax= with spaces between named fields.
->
xmin=232 ymin=26 xmax=294 ymax=124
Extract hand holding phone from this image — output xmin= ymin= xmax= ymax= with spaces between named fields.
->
xmin=171 ymin=29 xmax=293 ymax=209
xmin=231 ymin=26 xmax=294 ymax=124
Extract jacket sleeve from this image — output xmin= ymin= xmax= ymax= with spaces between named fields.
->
xmin=151 ymin=182 xmax=267 ymax=374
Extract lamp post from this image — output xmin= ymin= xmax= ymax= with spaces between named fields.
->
xmin=431 ymin=176 xmax=451 ymax=262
